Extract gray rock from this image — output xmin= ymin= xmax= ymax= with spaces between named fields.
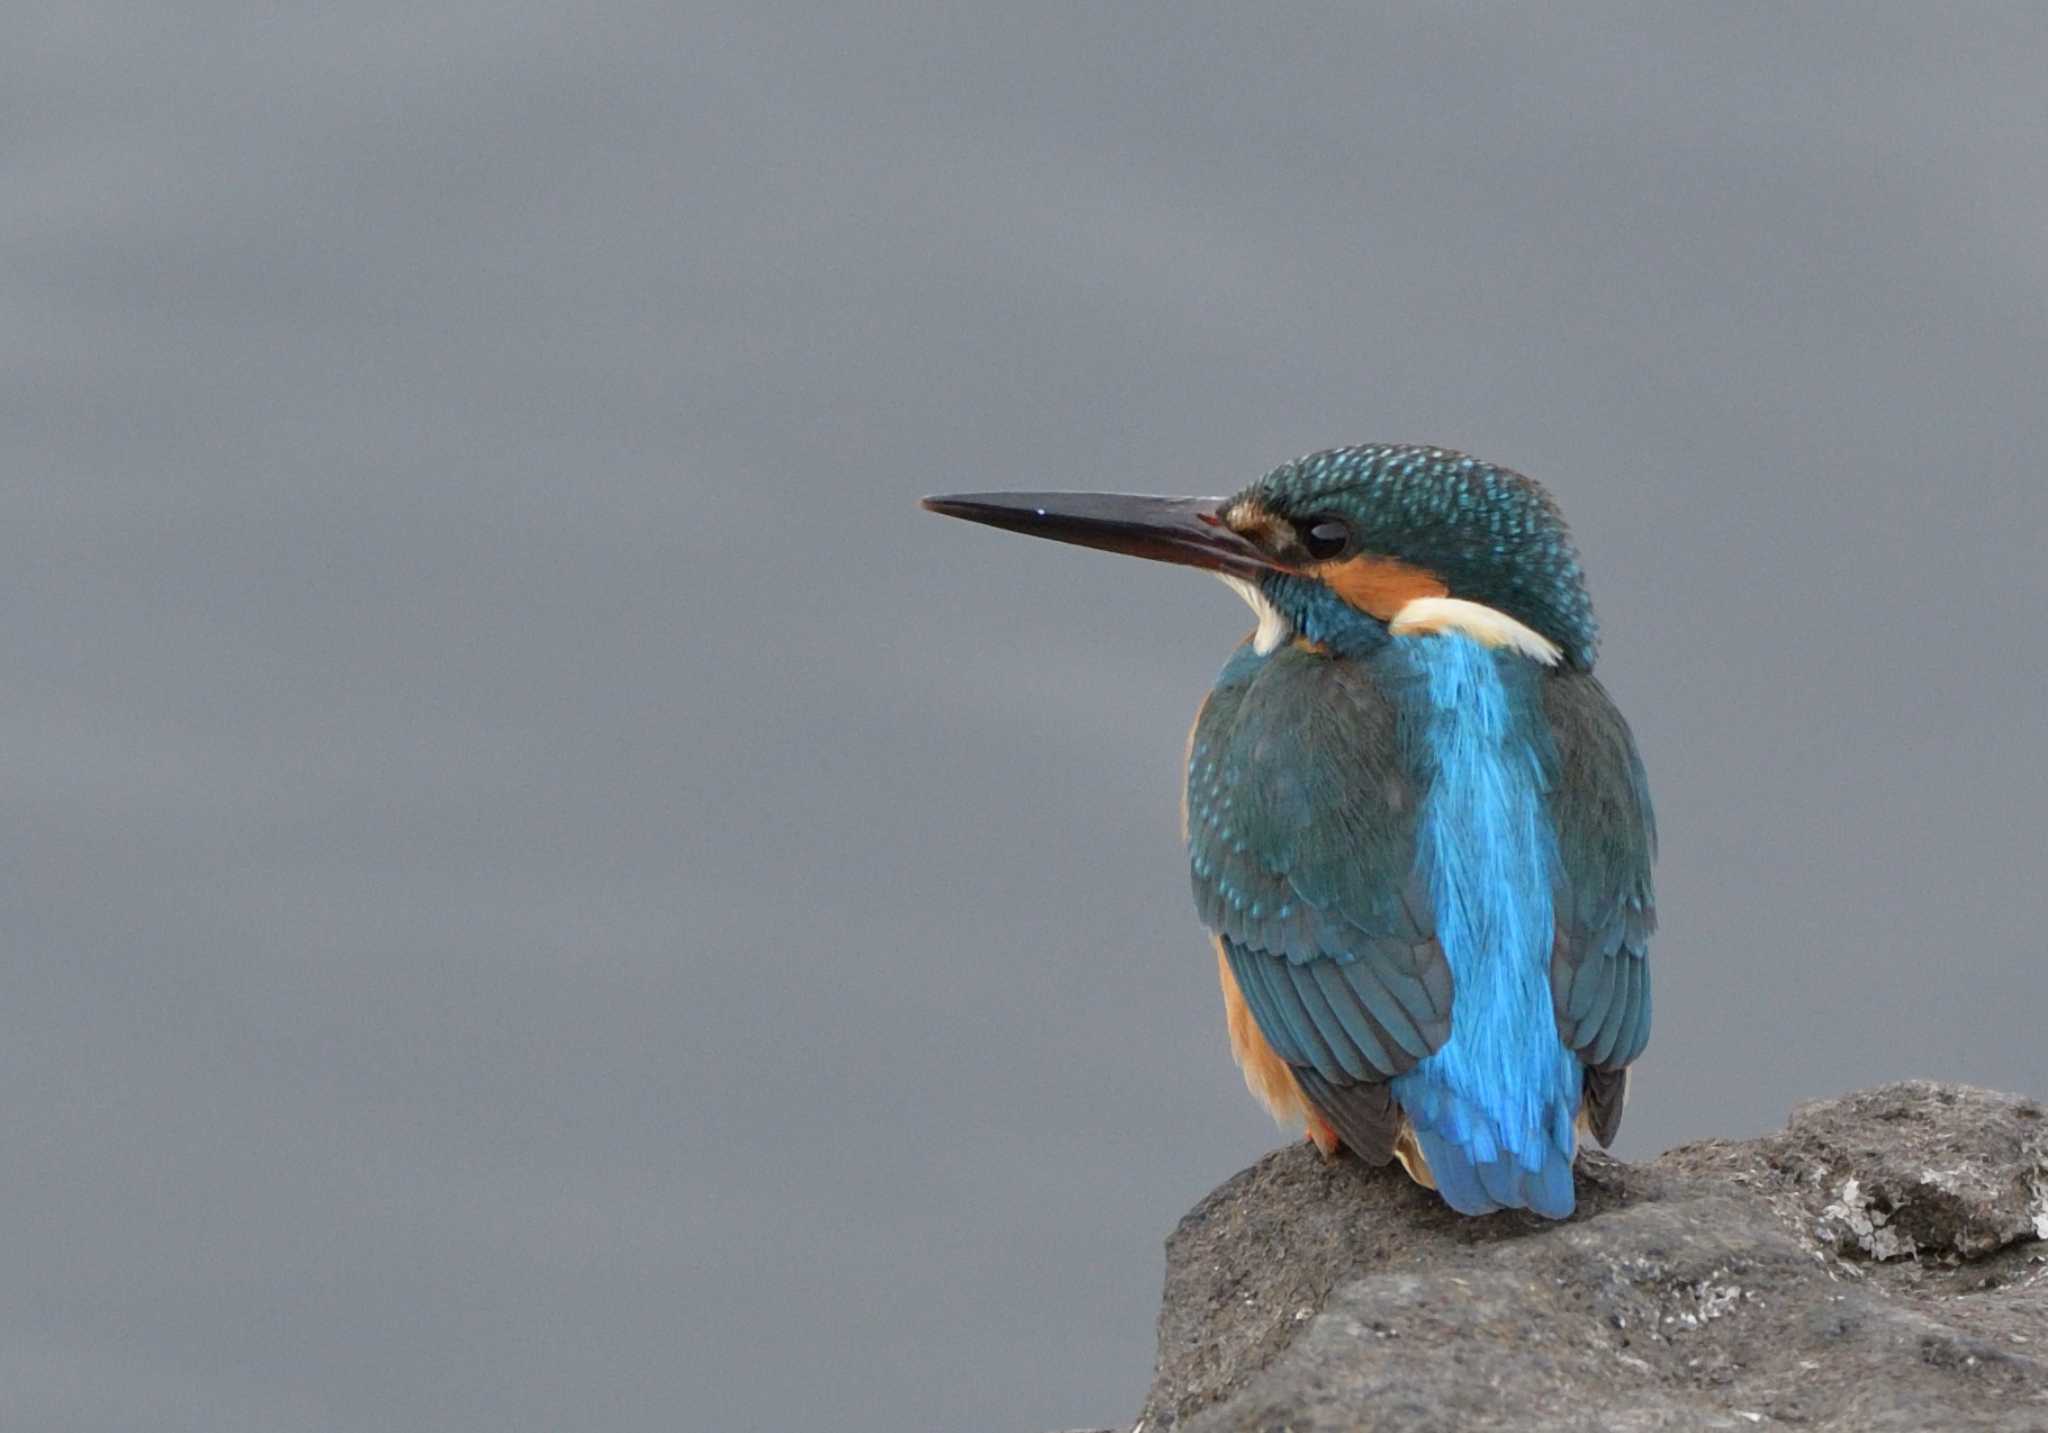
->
xmin=1131 ymin=1082 xmax=2048 ymax=1432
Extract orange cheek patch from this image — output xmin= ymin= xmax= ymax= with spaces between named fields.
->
xmin=1311 ymin=554 xmax=1447 ymax=620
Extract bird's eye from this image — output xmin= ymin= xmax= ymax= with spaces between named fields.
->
xmin=1301 ymin=517 xmax=1350 ymax=560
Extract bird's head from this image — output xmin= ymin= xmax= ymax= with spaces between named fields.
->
xmin=924 ymin=444 xmax=1598 ymax=668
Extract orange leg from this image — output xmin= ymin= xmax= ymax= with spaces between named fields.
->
xmin=1304 ymin=1107 xmax=1340 ymax=1158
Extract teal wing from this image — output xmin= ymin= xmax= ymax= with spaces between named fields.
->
xmin=1188 ymin=645 xmax=1452 ymax=1162
xmin=1542 ymin=670 xmax=1657 ymax=1145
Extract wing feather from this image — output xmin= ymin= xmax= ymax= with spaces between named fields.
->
xmin=1542 ymin=670 xmax=1657 ymax=1144
xmin=1191 ymin=645 xmax=1453 ymax=1159
xmin=1307 ymin=960 xmax=1400 ymax=1075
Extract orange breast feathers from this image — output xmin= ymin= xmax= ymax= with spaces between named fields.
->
xmin=1214 ymin=939 xmax=1339 ymax=1155
xmin=1212 ymin=938 xmax=1439 ymax=1187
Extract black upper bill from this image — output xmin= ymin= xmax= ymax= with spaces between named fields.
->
xmin=920 ymin=491 xmax=1275 ymax=578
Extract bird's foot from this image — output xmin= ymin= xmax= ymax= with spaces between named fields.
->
xmin=1306 ymin=1111 xmax=1341 ymax=1160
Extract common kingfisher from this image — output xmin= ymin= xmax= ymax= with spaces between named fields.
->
xmin=924 ymin=445 xmax=1655 ymax=1218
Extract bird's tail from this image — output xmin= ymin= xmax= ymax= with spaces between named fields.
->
xmin=1394 ymin=1077 xmax=1579 ymax=1218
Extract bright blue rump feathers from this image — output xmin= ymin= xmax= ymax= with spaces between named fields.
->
xmin=1386 ymin=633 xmax=1581 ymax=1217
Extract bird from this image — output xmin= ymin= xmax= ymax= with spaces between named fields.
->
xmin=922 ymin=444 xmax=1655 ymax=1218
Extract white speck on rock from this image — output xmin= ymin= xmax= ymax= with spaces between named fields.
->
xmin=1820 ymin=1176 xmax=1917 ymax=1260
xmin=1694 ymin=1283 xmax=1745 ymax=1321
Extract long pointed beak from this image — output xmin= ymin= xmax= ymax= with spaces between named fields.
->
xmin=920 ymin=491 xmax=1276 ymax=578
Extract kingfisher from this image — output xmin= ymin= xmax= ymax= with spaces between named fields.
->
xmin=923 ymin=445 xmax=1655 ymax=1218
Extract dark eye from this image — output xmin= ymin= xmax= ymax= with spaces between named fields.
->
xmin=1300 ymin=516 xmax=1349 ymax=560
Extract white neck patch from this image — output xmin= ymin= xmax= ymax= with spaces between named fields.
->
xmin=1216 ymin=575 xmax=1291 ymax=655
xmin=1388 ymin=596 xmax=1562 ymax=666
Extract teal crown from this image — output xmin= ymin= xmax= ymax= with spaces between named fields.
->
xmin=1240 ymin=445 xmax=1600 ymax=669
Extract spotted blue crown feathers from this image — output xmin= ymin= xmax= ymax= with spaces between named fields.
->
xmin=1247 ymin=445 xmax=1601 ymax=670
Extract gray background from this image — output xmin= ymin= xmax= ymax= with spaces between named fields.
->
xmin=6 ymin=6 xmax=2045 ymax=1431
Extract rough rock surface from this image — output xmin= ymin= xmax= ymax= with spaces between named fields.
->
xmin=1130 ymin=1082 xmax=2048 ymax=1432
